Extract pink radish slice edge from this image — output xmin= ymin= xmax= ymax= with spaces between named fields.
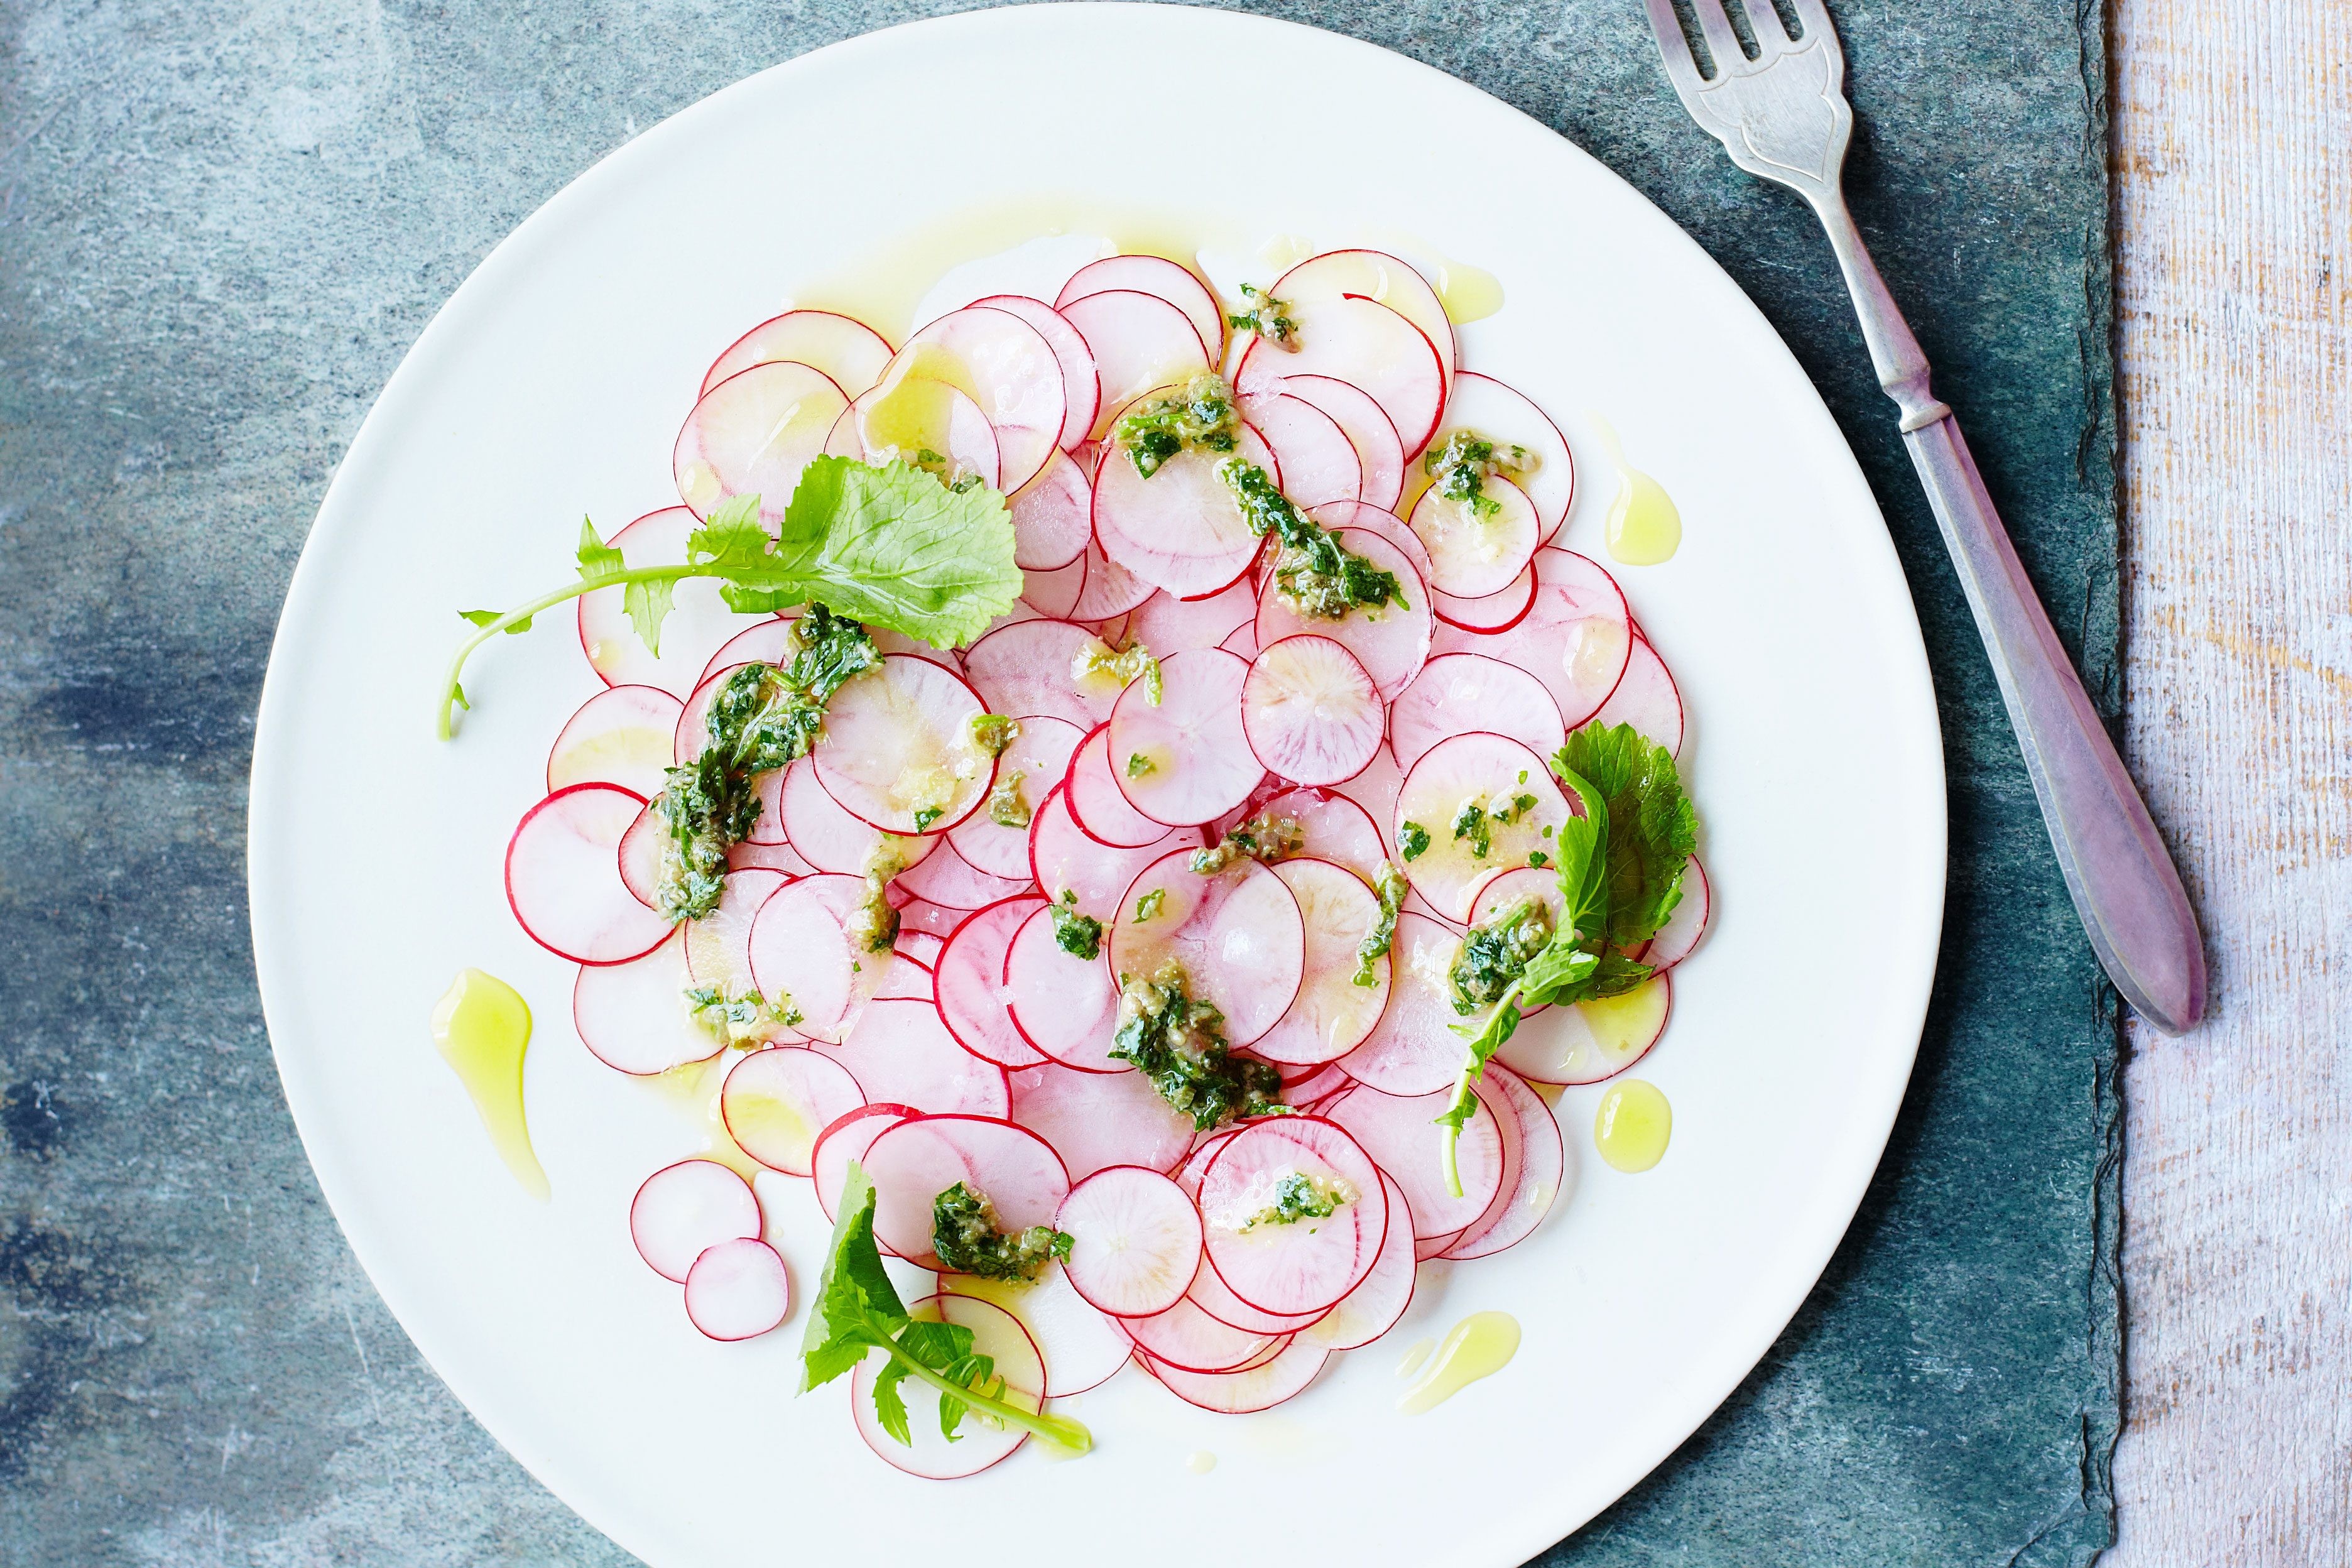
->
xmin=630 ymin=1160 xmax=761 ymax=1283
xmin=572 ymin=930 xmax=723 ymax=1075
xmin=722 ymin=1047 xmax=866 ymax=1176
xmin=1108 ymin=852 xmax=1306 ymax=1047
xmin=968 ymin=293 xmax=1101 ymax=452
xmin=813 ymin=1103 xmax=917 ymax=1222
xmin=1197 ymin=1114 xmax=1387 ymax=1316
xmin=852 ymin=1294 xmax=1044 ymax=1479
xmin=683 ymin=1238 xmax=792 ymax=1341
xmin=1642 ymin=856 xmax=1710 ymax=970
xmin=547 ymin=684 xmax=683 ymax=797
xmin=1110 ymin=646 xmax=1263 ymax=825
xmin=1057 ymin=1165 xmax=1204 ymax=1319
xmin=934 ymin=896 xmax=1051 ymax=1070
xmin=1003 ymin=901 xmax=1125 ymax=1072
xmin=1241 ymin=635 xmax=1385 ymax=787
xmin=505 ymin=783 xmax=675 ymax=966
xmin=862 ymin=1113 xmax=1071 ymax=1266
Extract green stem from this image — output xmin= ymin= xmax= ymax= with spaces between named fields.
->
xmin=887 ymin=1339 xmax=1094 ymax=1454
xmin=1438 ymin=981 xmax=1523 ymax=1200
xmin=436 ymin=565 xmax=712 ymax=740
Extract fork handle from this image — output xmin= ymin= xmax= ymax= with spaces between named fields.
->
xmin=1812 ymin=195 xmax=2208 ymax=1034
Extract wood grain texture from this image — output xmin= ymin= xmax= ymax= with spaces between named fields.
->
xmin=2109 ymin=1 xmax=2352 ymax=1560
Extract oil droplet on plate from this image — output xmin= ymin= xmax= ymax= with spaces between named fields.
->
xmin=429 ymin=969 xmax=548 ymax=1200
xmin=1396 ymin=1312 xmax=1521 ymax=1415
xmin=1257 ymin=232 xmax=1315 ymax=270
xmin=1435 ymin=260 xmax=1505 ymax=324
xmin=1395 ymin=1337 xmax=1436 ymax=1379
xmin=1595 ymin=1079 xmax=1672 ymax=1172
xmin=1587 ymin=413 xmax=1682 ymax=565
xmin=1185 ymin=1449 xmax=1218 ymax=1475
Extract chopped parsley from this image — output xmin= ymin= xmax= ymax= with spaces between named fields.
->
xmin=683 ymin=984 xmax=803 ymax=1043
xmin=1398 ymin=820 xmax=1432 ymax=861
xmin=1218 ymin=458 xmax=1406 ymax=620
xmin=1353 ymin=861 xmax=1409 ymax=987
xmin=1135 ymin=887 xmax=1167 ymax=923
xmin=846 ymin=834 xmax=915 ymax=955
xmin=1240 ymin=1170 xmax=1351 ymax=1230
xmin=1126 ymin=753 xmax=1155 ymax=779
xmin=1115 ymin=374 xmax=1240 ymax=478
xmin=1451 ymin=798 xmax=1493 ymax=859
xmin=969 ymin=713 xmax=1020 ymax=756
xmin=986 ymin=770 xmax=1032 ymax=829
xmin=1422 ymin=430 xmax=1534 ymax=520
xmin=1188 ymin=812 xmax=1305 ymax=875
xmin=930 ymin=1182 xmax=1074 ymax=1283
xmin=1450 ymin=898 xmax=1555 ymax=1015
xmin=1226 ymin=283 xmax=1298 ymax=349
xmin=1110 ymin=962 xmax=1285 ymax=1131
xmin=912 ymin=807 xmax=943 ymax=832
xmin=1048 ymin=889 xmax=1102 ymax=961
xmin=1528 ymin=849 xmax=1551 ymax=868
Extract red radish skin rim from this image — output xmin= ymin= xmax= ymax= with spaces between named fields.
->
xmin=1055 ymin=1164 xmax=1206 ymax=1319
xmin=503 ymin=782 xmax=675 ymax=967
xmin=1196 ymin=1114 xmax=1388 ymax=1318
xmin=628 ymin=1159 xmax=761 ymax=1283
xmin=681 ymin=1238 xmax=792 ymax=1342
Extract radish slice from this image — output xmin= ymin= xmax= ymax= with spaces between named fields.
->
xmin=618 ymin=803 xmax=665 ymax=908
xmin=814 ymin=1103 xmax=915 ymax=1222
xmin=1466 ymin=866 xmax=1569 ymax=1018
xmin=1120 ymin=1293 xmax=1282 ymax=1373
xmin=812 ymin=655 xmax=994 ymax=836
xmin=1057 ymin=1165 xmax=1204 ymax=1318
xmin=1641 ymin=856 xmax=1709 ymax=971
xmin=1092 ymin=420 xmax=1277 ymax=599
xmin=934 ymin=897 xmax=1051 ymax=1070
xmin=1109 ymin=647 xmax=1264 ymax=824
xmin=1310 ymin=498 xmax=1434 ymax=588
xmin=1325 ymin=1083 xmax=1505 ymax=1242
xmin=1236 ymin=294 xmax=1445 ymax=460
xmin=1003 ymin=902 xmax=1124 ymax=1072
xmin=577 ymin=508 xmax=773 ymax=697
xmin=962 ymin=618 xmax=1126 ymax=729
xmin=1252 ymin=528 xmax=1432 ymax=702
xmin=681 ymin=867 xmax=792 ymax=1040
xmin=896 ymin=928 xmax=945 ymax=967
xmin=682 ymin=1236 xmax=792 ymax=1341
xmin=893 ymin=896 xmax=966 ymax=941
xmin=572 ymin=929 xmax=724 ymax=1075
xmin=836 ymin=378 xmax=1002 ymax=491
xmin=876 ymin=950 xmax=935 ymax=1001
xmin=629 ymin=1160 xmax=760 ymax=1283
xmin=1442 ymin=1064 xmax=1563 ymax=1260
xmin=728 ymin=839 xmax=815 ymax=878
xmin=898 ymin=307 xmax=1066 ymax=492
xmin=1027 ymin=786 xmax=1202 ymax=922
xmin=721 ymin=1047 xmax=866 ymax=1175
xmin=1394 ymin=732 xmax=1573 ymax=920
xmin=773 ymin=758 xmax=936 ymax=877
xmin=1282 ymin=1062 xmax=1356 ymax=1111
xmin=1282 ymin=373 xmax=1407 ymax=511
xmin=1427 ymin=371 xmax=1576 ymax=540
xmin=1008 ymin=1059 xmax=1195 ymax=1180
xmin=1006 ymin=447 xmax=1092 ymax=570
xmin=1140 ymin=1336 xmax=1331 ymax=1413
xmin=939 ymin=1265 xmax=1133 ymax=1396
xmin=1254 ymin=786 xmax=1389 ymax=884
xmin=701 ymin=309 xmax=895 ymax=400
xmin=1108 ymin=854 xmax=1305 ymax=1047
xmin=697 ymin=614 xmax=952 ymax=687
xmin=1222 ymin=619 xmax=1260 ymax=660
xmin=861 ymin=1113 xmax=1070 ymax=1266
xmin=1408 ymin=474 xmax=1540 ymax=599
xmin=672 ymin=661 xmax=751 ymax=768
xmin=1062 ymin=724 xmax=1173 ymax=849
xmin=1014 ymin=557 xmax=1082 ymax=622
xmin=1126 ymin=579 xmax=1257 ymax=658
xmin=1434 ymin=548 xmax=1632 ymax=729
xmin=506 ymin=785 xmax=674 ymax=965
xmin=891 ymin=835 xmax=1032 ymax=911
xmin=1306 ymin=1169 xmax=1418 ymax=1350
xmin=1253 ymin=859 xmax=1393 ymax=1066
xmin=1057 ymin=256 xmax=1224 ymax=366
xmin=1242 ymin=636 xmax=1384 ymax=786
xmin=1493 ymin=972 xmax=1673 ymax=1085
xmin=967 ymin=294 xmax=1101 ymax=450
xmin=1241 ymin=391 xmax=1362 ymax=508
xmin=1184 ymin=1251 xmax=1328 ymax=1336
xmin=1432 ymin=564 xmax=1539 ymax=634
xmin=674 ymin=361 xmax=849 ymax=523
xmin=1336 ymin=912 xmax=1471 ymax=1095
xmin=827 ymin=997 xmax=1011 ymax=1118
xmin=1591 ymin=634 xmax=1685 ymax=756
xmin=1389 ymin=652 xmax=1567 ymax=777
xmin=547 ymin=685 xmax=683 ymax=797
xmin=1330 ymin=743 xmax=1407 ymax=857
xmin=745 ymin=873 xmax=885 ymax=1043
xmin=1067 ymin=535 xmax=1158 ymax=621
xmin=1198 ymin=1116 xmax=1386 ymax=1315
xmin=852 ymin=1293 xmax=1044 ymax=1478
xmin=1059 ymin=290 xmax=1214 ymax=439
xmin=1262 ymin=248 xmax=1457 ymax=408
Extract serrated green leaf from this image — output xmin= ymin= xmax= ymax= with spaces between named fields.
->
xmin=623 ymin=577 xmax=676 ymax=657
xmin=575 ymin=517 xmax=625 ymax=584
xmin=1554 ymin=723 xmax=1696 ymax=949
xmin=768 ymin=457 xmax=1021 ymax=648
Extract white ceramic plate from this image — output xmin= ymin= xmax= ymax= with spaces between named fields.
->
xmin=249 ymin=7 xmax=1945 ymax=1565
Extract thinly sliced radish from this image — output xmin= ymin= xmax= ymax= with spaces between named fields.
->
xmin=506 ymin=785 xmax=674 ymax=965
xmin=891 ymin=835 xmax=1032 ymax=910
xmin=1222 ymin=618 xmax=1260 ymax=660
xmin=1310 ymin=498 xmax=1434 ymax=587
xmin=1108 ymin=853 xmax=1305 ymax=1047
xmin=876 ymin=950 xmax=935 ymax=1001
xmin=1325 ymin=1082 xmax=1505 ymax=1243
xmin=1028 ymin=785 xmax=1202 ymax=922
xmin=1198 ymin=1116 xmax=1386 ymax=1315
xmin=1329 ymin=743 xmax=1406 ymax=857
xmin=1389 ymin=653 xmax=1567 ymax=777
xmin=1494 ymin=972 xmax=1673 ymax=1085
xmin=1427 ymin=372 xmax=1576 ymax=540
xmin=682 ymin=1238 xmax=792 ymax=1341
xmin=1336 ymin=912 xmax=1470 ymax=1095
xmin=1185 ymin=1250 xmax=1329 ymax=1336
xmin=1057 ymin=256 xmax=1223 ymax=366
xmin=682 ymin=867 xmax=792 ymax=1041
xmin=1059 ymin=290 xmax=1213 ymax=440
xmin=577 ymin=508 xmax=773 ymax=696
xmin=1281 ymin=1062 xmax=1356 ymax=1111
xmin=1241 ymin=391 xmax=1362 ymax=508
xmin=1236 ymin=294 xmax=1445 ymax=460
xmin=896 ymin=928 xmax=945 ymax=967
xmin=1126 ymin=579 xmax=1257 ymax=657
xmin=1063 ymin=723 xmax=1173 ymax=849
xmin=1305 ymin=1168 xmax=1418 ymax=1350
xmin=1443 ymin=1064 xmax=1563 ymax=1260
xmin=1109 ymin=647 xmax=1263 ymax=824
xmin=835 ymin=377 xmax=1001 ymax=491
xmin=1140 ymin=1336 xmax=1331 ymax=1413
xmin=1434 ymin=548 xmax=1632 ymax=729
xmin=773 ymin=758 xmax=936 ymax=877
xmin=828 ymin=997 xmax=1011 ymax=1118
xmin=939 ymin=1265 xmax=1133 ymax=1396
xmin=851 ymin=1293 xmax=1043 ymax=1478
xmin=861 ymin=1113 xmax=1070 ymax=1266
xmin=721 ymin=1046 xmax=866 ymax=1175
xmin=1263 ymin=248 xmax=1458 ymax=409
xmin=1067 ymin=535 xmax=1158 ymax=620
xmin=745 ymin=873 xmax=883 ymax=1043
xmin=701 ymin=309 xmax=895 ymax=399
xmin=967 ymin=294 xmax=1100 ymax=450
xmin=1056 ymin=1165 xmax=1203 ymax=1318
xmin=899 ymin=307 xmax=1065 ymax=491
xmin=727 ymin=838 xmax=815 ymax=878
xmin=893 ymin=896 xmax=966 ymax=940
xmin=1253 ymin=859 xmax=1393 ymax=1065
xmin=1254 ymin=786 xmax=1388 ymax=883
xmin=813 ymin=1103 xmax=915 ymax=1222
xmin=1006 ymin=447 xmax=1092 ymax=570
xmin=1640 ymin=856 xmax=1709 ymax=971
xmin=547 ymin=685 xmax=683 ymax=797
xmin=1253 ymin=528 xmax=1432 ymax=702
xmin=1395 ymin=732 xmax=1572 ymax=920
xmin=1007 ymin=1059 xmax=1195 ymax=1180
xmin=934 ymin=897 xmax=1050 ymax=1070
xmin=962 ymin=618 xmax=1124 ymax=729
xmin=812 ymin=655 xmax=994 ymax=836
xmin=1282 ymin=373 xmax=1407 ymax=511
xmin=1432 ymin=564 xmax=1539 ymax=634
xmin=1408 ymin=474 xmax=1540 ymax=599
xmin=1466 ymin=866 xmax=1569 ymax=1018
xmin=1003 ymin=901 xmax=1124 ymax=1072
xmin=1591 ymin=634 xmax=1685 ymax=756
xmin=1119 ymin=1292 xmax=1281 ymax=1373
xmin=618 ymin=802 xmax=665 ymax=908
xmin=674 ymin=360 xmax=849 ymax=523
xmin=1020 ymin=554 xmax=1088 ymax=619
xmin=630 ymin=1160 xmax=761 ymax=1283
xmin=572 ymin=929 xmax=724 ymax=1075
xmin=1092 ymin=420 xmax=1277 ymax=599
xmin=1242 ymin=636 xmax=1384 ymax=785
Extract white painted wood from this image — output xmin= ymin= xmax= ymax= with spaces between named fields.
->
xmin=2109 ymin=1 xmax=2352 ymax=1559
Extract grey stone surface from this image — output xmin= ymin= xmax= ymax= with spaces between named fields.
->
xmin=0 ymin=1 xmax=2118 ymax=1563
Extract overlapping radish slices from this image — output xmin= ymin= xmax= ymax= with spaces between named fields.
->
xmin=499 ymin=245 xmax=1708 ymax=1472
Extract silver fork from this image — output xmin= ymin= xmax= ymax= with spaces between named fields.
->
xmin=1643 ymin=0 xmax=2206 ymax=1033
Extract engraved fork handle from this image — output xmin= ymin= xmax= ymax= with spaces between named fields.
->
xmin=1812 ymin=188 xmax=2208 ymax=1034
